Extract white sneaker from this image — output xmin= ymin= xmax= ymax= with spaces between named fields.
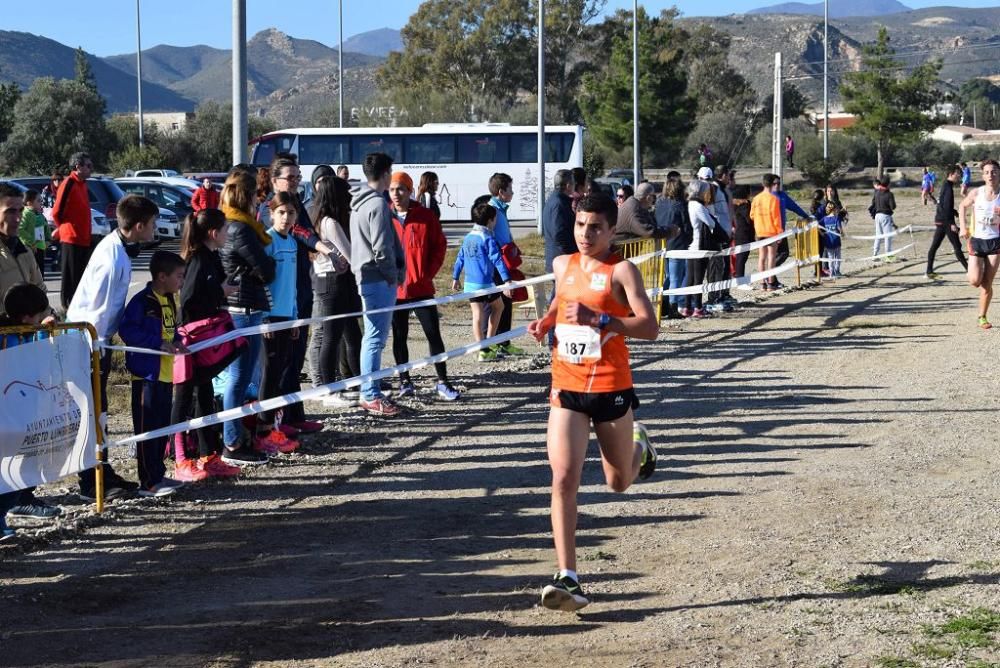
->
xmin=159 ymin=477 xmax=185 ymax=490
xmin=435 ymin=382 xmax=460 ymax=402
xmin=138 ymin=483 xmax=177 ymax=498
xmin=323 ymin=392 xmax=358 ymax=408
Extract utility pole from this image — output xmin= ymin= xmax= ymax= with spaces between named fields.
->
xmin=632 ymin=0 xmax=640 ymax=183
xmin=822 ymin=0 xmax=829 ymax=160
xmin=536 ymin=0 xmax=546 ymax=234
xmin=136 ymin=0 xmax=144 ymax=147
xmin=232 ymin=0 xmax=248 ymax=165
xmin=338 ymin=0 xmax=344 ymax=128
xmin=772 ymin=52 xmax=783 ymax=183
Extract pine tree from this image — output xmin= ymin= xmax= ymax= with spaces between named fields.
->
xmin=840 ymin=27 xmax=941 ymax=177
xmin=74 ymin=47 xmax=98 ymax=92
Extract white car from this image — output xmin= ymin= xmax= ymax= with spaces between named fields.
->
xmin=155 ymin=208 xmax=182 ymax=239
xmin=123 ymin=175 xmax=202 ymax=190
xmin=131 ymin=169 xmax=180 ymax=178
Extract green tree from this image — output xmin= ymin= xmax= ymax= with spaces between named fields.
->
xmin=761 ymin=83 xmax=811 ymax=120
xmin=0 ymin=77 xmax=112 ymax=175
xmin=74 ymin=47 xmax=99 ymax=94
xmin=108 ymin=144 xmax=166 ymax=176
xmin=0 ymin=81 xmax=20 ymax=145
xmin=579 ymin=7 xmax=694 ymax=167
xmin=180 ymin=101 xmax=276 ymax=171
xmin=840 ymin=27 xmax=941 ymax=177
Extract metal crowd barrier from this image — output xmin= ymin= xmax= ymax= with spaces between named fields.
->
xmin=617 ymin=237 xmax=665 ymax=320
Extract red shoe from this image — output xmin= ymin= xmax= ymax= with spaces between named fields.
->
xmin=173 ymin=458 xmax=210 ymax=483
xmin=278 ymin=423 xmax=300 ymax=438
xmin=198 ymin=454 xmax=241 ymax=478
xmin=254 ymin=430 xmax=300 ymax=454
xmin=288 ymin=420 xmax=323 ymax=434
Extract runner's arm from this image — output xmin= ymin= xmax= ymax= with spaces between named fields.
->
xmin=527 ymin=255 xmax=567 ymax=341
xmin=957 ymin=188 xmax=977 ymax=237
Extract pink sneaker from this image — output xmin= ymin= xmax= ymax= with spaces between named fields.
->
xmin=288 ymin=420 xmax=323 ymax=434
xmin=254 ymin=430 xmax=299 ymax=455
xmin=359 ymin=397 xmax=400 ymax=416
xmin=173 ymin=459 xmax=210 ymax=483
xmin=198 ymin=454 xmax=240 ymax=478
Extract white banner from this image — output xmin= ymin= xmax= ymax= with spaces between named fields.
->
xmin=0 ymin=333 xmax=98 ymax=493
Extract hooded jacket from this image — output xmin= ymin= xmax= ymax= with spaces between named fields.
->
xmin=392 ymin=200 xmax=447 ymax=300
xmin=119 ymin=283 xmax=179 ymax=382
xmin=350 ymin=185 xmax=404 ymax=285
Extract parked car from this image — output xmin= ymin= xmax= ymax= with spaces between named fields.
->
xmin=128 ymin=169 xmax=179 ymax=178
xmin=116 ymin=178 xmax=195 ymax=220
xmin=184 ymin=171 xmax=228 ymax=186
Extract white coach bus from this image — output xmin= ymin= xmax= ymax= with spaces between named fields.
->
xmin=248 ymin=124 xmax=584 ymax=222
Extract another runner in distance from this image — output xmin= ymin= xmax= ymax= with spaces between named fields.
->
xmin=958 ymin=159 xmax=1000 ymax=330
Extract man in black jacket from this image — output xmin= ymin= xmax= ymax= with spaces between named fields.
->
xmin=925 ymin=165 xmax=967 ymax=280
xmin=543 ymin=169 xmax=577 ymax=273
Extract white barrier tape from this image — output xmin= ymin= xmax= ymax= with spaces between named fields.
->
xmin=108 ymin=326 xmax=530 ymax=448
xmin=837 ymin=224 xmax=912 ymax=241
xmin=817 ymin=243 xmax=914 ymax=263
xmin=103 ymin=225 xmax=820 ymax=358
xmin=650 ymin=255 xmax=820 ymax=298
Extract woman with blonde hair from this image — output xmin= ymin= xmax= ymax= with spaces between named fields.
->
xmin=218 ymin=169 xmax=277 ymax=466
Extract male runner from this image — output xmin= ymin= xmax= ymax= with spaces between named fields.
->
xmin=527 ymin=192 xmax=660 ymax=612
xmin=958 ymin=159 xmax=1000 ymax=329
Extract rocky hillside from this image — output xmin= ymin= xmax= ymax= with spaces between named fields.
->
xmin=748 ymin=0 xmax=911 ymax=18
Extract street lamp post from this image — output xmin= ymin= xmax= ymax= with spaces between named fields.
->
xmin=823 ymin=0 xmax=829 ymax=160
xmin=136 ymin=0 xmax=144 ymax=147
xmin=537 ymin=0 xmax=545 ymax=234
xmin=232 ymin=0 xmax=248 ymax=165
xmin=339 ymin=0 xmax=344 ymax=128
xmin=632 ymin=0 xmax=640 ymax=183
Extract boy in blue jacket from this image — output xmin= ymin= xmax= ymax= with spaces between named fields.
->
xmin=119 ymin=251 xmax=188 ymax=497
xmin=452 ymin=198 xmax=511 ymax=362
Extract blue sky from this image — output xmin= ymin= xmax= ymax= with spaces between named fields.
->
xmin=7 ymin=0 xmax=995 ymax=57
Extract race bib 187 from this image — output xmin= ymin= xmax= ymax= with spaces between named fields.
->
xmin=555 ymin=324 xmax=602 ymax=364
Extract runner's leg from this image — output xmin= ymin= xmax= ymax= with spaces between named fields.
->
xmin=980 ymin=253 xmax=1000 ymax=318
xmin=547 ymin=406 xmax=592 ymax=573
xmin=968 ymin=254 xmax=985 ymax=288
xmin=593 ymin=408 xmax=642 ymax=492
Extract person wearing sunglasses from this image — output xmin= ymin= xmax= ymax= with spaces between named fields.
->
xmin=614 ymin=184 xmax=634 ymax=206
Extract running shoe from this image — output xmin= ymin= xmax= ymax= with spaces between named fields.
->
xmin=221 ymin=445 xmax=269 ymax=467
xmin=678 ymin=307 xmax=692 ymax=317
xmin=173 ymin=458 xmax=210 ymax=482
xmin=979 ymin=316 xmax=993 ymax=330
xmin=323 ymin=392 xmax=358 ymax=408
xmin=7 ymin=496 xmax=61 ymax=520
xmin=138 ymin=483 xmax=177 ymax=498
xmin=924 ymin=272 xmax=941 ymax=281
xmin=435 ymin=382 xmax=461 ymax=402
xmin=690 ymin=308 xmax=710 ymax=319
xmin=198 ymin=454 xmax=241 ymax=478
xmin=634 ymin=421 xmax=657 ymax=480
xmin=478 ymin=348 xmax=499 ymax=362
xmin=289 ymin=420 xmax=323 ymax=434
xmin=359 ymin=397 xmax=400 ymax=416
xmin=500 ymin=342 xmax=526 ymax=356
xmin=397 ymin=380 xmax=416 ymax=398
xmin=704 ymin=302 xmax=725 ymax=314
xmin=541 ymin=574 xmax=590 ymax=612
xmin=0 ymin=520 xmax=15 ymax=542
xmin=254 ymin=430 xmax=300 ymax=455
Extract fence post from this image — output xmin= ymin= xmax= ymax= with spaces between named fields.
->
xmin=795 ymin=221 xmax=802 ymax=287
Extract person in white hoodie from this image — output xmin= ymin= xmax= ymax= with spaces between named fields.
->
xmin=67 ymin=194 xmax=158 ymax=500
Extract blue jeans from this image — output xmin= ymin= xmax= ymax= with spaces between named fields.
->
xmin=874 ymin=214 xmax=894 ymax=256
xmin=666 ymin=258 xmax=687 ymax=307
xmin=223 ymin=310 xmax=263 ymax=446
xmin=359 ymin=281 xmax=396 ymax=401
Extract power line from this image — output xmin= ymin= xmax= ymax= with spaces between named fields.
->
xmin=786 ymin=40 xmax=1000 ymax=73
xmin=784 ymin=55 xmax=1000 ymax=82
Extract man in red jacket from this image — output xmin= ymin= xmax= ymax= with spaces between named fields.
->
xmin=190 ymin=178 xmax=220 ymax=212
xmin=52 ymin=152 xmax=94 ymax=308
xmin=388 ymin=171 xmax=459 ymax=401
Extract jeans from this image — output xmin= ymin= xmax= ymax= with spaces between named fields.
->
xmin=359 ymin=280 xmax=396 ymax=401
xmin=223 ymin=310 xmax=263 ymax=446
xmin=823 ymin=247 xmax=843 ymax=276
xmin=666 ymin=259 xmax=687 ymax=307
xmin=874 ymin=214 xmax=895 ymax=256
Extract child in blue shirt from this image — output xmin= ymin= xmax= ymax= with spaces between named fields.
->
xmin=452 ymin=198 xmax=511 ymax=362
xmin=819 ymin=202 xmax=844 ymax=278
xmin=256 ymin=191 xmax=301 ymax=455
xmin=0 ymin=283 xmax=62 ymax=540
xmin=119 ymin=251 xmax=188 ymax=497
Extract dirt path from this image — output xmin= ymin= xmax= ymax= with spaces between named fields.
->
xmin=3 ymin=220 xmax=1000 ymax=667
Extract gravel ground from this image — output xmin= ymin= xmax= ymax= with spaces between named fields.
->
xmin=3 ymin=194 xmax=1000 ymax=668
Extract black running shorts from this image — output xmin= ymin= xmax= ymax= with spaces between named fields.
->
xmin=970 ymin=237 xmax=1000 ymax=257
xmin=550 ymin=387 xmax=640 ymax=424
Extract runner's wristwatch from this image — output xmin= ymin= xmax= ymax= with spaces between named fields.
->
xmin=597 ymin=313 xmax=611 ymax=330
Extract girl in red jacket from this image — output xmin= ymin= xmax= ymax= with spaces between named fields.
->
xmin=388 ymin=171 xmax=460 ymax=401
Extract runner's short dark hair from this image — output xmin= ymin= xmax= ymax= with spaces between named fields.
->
xmin=363 ymin=152 xmax=394 ymax=182
xmin=576 ymin=192 xmax=617 ymax=227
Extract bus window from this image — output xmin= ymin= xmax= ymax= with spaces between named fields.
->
xmin=352 ymin=136 xmax=403 ymax=163
xmin=299 ymin=136 xmax=350 ymax=166
xmin=508 ymin=133 xmax=574 ymax=163
xmin=404 ymin=135 xmax=455 ymax=164
xmin=252 ymin=135 xmax=294 ymax=166
xmin=457 ymin=135 xmax=509 ymax=163
xmin=546 ymin=133 xmax=573 ymax=162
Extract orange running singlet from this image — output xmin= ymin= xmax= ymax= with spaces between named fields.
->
xmin=551 ymin=253 xmax=634 ymax=393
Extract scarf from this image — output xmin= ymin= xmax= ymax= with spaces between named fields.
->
xmin=222 ymin=204 xmax=272 ymax=246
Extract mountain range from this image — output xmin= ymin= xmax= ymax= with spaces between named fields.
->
xmin=748 ymin=0 xmax=911 ymax=18
xmin=1 ymin=6 xmax=998 ymax=126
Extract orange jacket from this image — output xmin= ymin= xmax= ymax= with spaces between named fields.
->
xmin=750 ymin=190 xmax=782 ymax=239
xmin=52 ymin=172 xmax=91 ymax=247
xmin=391 ymin=201 xmax=447 ymax=300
